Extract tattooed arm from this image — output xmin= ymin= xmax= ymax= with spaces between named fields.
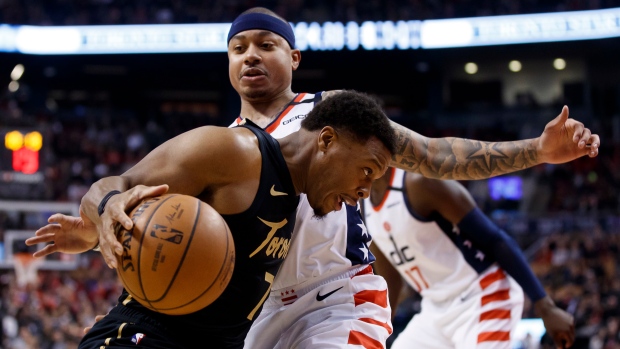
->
xmin=389 ymin=106 xmax=600 ymax=180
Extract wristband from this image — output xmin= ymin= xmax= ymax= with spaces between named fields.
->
xmin=98 ymin=190 xmax=121 ymax=216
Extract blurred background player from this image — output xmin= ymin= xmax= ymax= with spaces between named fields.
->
xmin=364 ymin=168 xmax=575 ymax=349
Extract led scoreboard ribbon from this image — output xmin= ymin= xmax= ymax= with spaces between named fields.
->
xmin=0 ymin=7 xmax=619 ymax=54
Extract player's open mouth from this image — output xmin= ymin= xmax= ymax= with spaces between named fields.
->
xmin=241 ymin=68 xmax=266 ymax=79
xmin=333 ymin=194 xmax=356 ymax=211
xmin=341 ymin=195 xmax=357 ymax=207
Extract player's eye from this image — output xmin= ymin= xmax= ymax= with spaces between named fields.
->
xmin=363 ymin=168 xmax=372 ymax=176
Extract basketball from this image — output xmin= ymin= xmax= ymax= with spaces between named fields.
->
xmin=115 ymin=193 xmax=235 ymax=315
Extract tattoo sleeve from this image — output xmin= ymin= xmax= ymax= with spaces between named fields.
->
xmin=389 ymin=122 xmax=539 ymax=180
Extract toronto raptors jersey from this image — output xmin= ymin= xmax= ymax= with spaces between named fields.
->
xmin=104 ymin=121 xmax=299 ymax=349
xmin=363 ymin=168 xmax=498 ymax=303
xmin=230 ymin=92 xmax=374 ymax=292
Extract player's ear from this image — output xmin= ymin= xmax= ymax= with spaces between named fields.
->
xmin=291 ymin=49 xmax=301 ymax=70
xmin=318 ymin=126 xmax=336 ymax=152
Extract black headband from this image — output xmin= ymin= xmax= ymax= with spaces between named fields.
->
xmin=227 ymin=13 xmax=296 ymax=48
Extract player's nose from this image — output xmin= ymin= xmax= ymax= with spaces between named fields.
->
xmin=244 ymin=45 xmax=261 ymax=64
xmin=357 ymin=187 xmax=370 ymax=200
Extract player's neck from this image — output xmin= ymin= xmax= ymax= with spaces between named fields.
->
xmin=369 ymin=168 xmax=393 ymax=206
xmin=278 ymin=129 xmax=312 ymax=196
xmin=239 ymin=91 xmax=297 ymax=128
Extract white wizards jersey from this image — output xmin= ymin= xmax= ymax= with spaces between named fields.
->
xmin=230 ymin=92 xmax=374 ymax=292
xmin=363 ymin=168 xmax=498 ymax=303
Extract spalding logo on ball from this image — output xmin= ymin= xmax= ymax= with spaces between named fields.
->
xmin=116 ymin=193 xmax=235 ymax=315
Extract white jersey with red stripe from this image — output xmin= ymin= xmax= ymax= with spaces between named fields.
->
xmin=232 ymin=92 xmax=392 ymax=349
xmin=363 ymin=168 xmax=524 ymax=348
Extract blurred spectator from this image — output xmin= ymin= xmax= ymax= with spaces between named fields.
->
xmin=1 ymin=0 xmax=620 ymax=25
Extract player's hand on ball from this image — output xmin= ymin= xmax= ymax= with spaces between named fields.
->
xmin=97 ymin=184 xmax=169 ymax=269
xmin=26 ymin=209 xmax=98 ymax=256
xmin=537 ymin=105 xmax=600 ymax=164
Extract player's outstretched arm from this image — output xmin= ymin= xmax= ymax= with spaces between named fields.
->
xmin=405 ymin=174 xmax=575 ymax=348
xmin=79 ymin=126 xmax=255 ymax=269
xmin=25 ymin=209 xmax=99 ymax=256
xmin=435 ymin=188 xmax=576 ymax=349
xmin=535 ymin=296 xmax=575 ymax=349
xmin=389 ymin=106 xmax=599 ymax=180
xmin=25 ymin=184 xmax=167 ymax=260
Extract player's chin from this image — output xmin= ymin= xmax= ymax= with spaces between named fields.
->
xmin=312 ymin=206 xmax=328 ymax=219
xmin=242 ymin=86 xmax=269 ymax=100
xmin=306 ymin=195 xmax=325 ymax=217
xmin=311 ymin=202 xmax=333 ymax=219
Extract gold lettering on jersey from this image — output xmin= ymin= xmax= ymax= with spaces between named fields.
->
xmin=249 ymin=218 xmax=288 ymax=258
xmin=265 ymin=237 xmax=290 ymax=259
xmin=247 ymin=272 xmax=274 ymax=320
xmin=277 ymin=239 xmax=290 ymax=258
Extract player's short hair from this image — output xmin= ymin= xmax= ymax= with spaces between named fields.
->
xmin=301 ymin=90 xmax=397 ymax=155
xmin=238 ymin=7 xmax=288 ymax=23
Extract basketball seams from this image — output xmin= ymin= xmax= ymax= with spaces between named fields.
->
xmin=217 ymin=219 xmax=235 ymax=290
xmin=115 ymin=223 xmax=135 ymax=301
xmin=152 ymin=196 xmax=200 ymax=306
xmin=136 ymin=194 xmax=179 ymax=309
xmin=157 ymin=203 xmax=234 ymax=313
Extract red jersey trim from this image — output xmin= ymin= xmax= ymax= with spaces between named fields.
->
xmin=265 ymin=93 xmax=307 ymax=134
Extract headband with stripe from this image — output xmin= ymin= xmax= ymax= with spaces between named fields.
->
xmin=227 ymin=13 xmax=296 ymax=48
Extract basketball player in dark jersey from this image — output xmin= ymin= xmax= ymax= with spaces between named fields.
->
xmin=27 ymin=91 xmax=398 ymax=349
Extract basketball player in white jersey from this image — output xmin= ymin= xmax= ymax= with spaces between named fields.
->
xmin=34 ymin=7 xmax=598 ymax=349
xmin=364 ymin=168 xmax=575 ymax=349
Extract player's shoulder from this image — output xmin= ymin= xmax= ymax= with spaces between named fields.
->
xmin=404 ymin=172 xmax=438 ymax=193
xmin=404 ymin=172 xmax=476 ymax=219
xmin=404 ymin=172 xmax=460 ymax=196
xmin=404 ymin=173 xmax=458 ymax=211
xmin=184 ymin=125 xmax=261 ymax=158
xmin=187 ymin=125 xmax=250 ymax=141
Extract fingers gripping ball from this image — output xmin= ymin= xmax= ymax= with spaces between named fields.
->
xmin=116 ymin=194 xmax=235 ymax=315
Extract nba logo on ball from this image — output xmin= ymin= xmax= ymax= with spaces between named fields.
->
xmin=150 ymin=224 xmax=184 ymax=244
xmin=115 ymin=194 xmax=236 ymax=315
